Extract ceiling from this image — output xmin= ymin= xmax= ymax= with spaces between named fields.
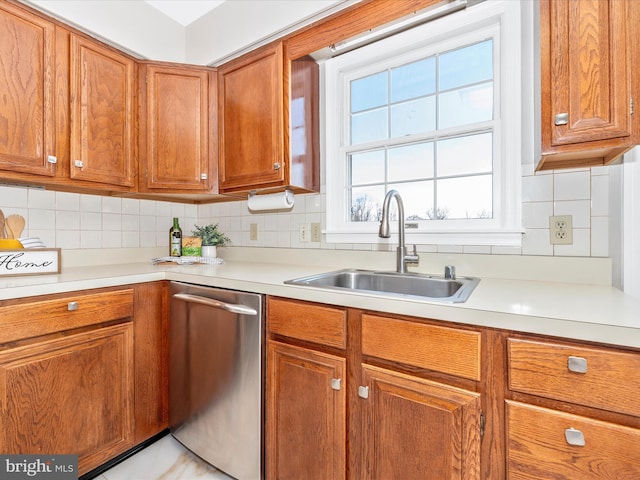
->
xmin=144 ymin=0 xmax=226 ymax=26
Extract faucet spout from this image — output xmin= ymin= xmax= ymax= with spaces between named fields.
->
xmin=379 ymin=190 xmax=419 ymax=273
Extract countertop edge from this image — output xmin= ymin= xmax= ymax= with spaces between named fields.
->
xmin=1 ymin=262 xmax=639 ymax=349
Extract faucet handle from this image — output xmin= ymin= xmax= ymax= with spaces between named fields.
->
xmin=444 ymin=265 xmax=456 ymax=280
xmin=405 ymin=245 xmax=420 ymax=265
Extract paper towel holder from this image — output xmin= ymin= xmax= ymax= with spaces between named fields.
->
xmin=247 ymin=189 xmax=295 ymax=212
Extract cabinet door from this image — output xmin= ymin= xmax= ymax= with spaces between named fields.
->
xmin=70 ymin=35 xmax=135 ymax=188
xmin=360 ymin=364 xmax=481 ymax=480
xmin=139 ymin=63 xmax=217 ymax=193
xmin=541 ymin=0 xmax=631 ymax=149
xmin=133 ymin=282 xmax=168 ymax=444
xmin=0 ymin=322 xmax=134 ymax=476
xmin=507 ymin=401 xmax=640 ymax=479
xmin=0 ymin=3 xmax=56 ymax=176
xmin=218 ymin=43 xmax=284 ymax=192
xmin=267 ymin=340 xmax=346 ymax=480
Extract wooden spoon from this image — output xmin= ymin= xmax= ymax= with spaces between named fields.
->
xmin=0 ymin=210 xmax=4 ymax=239
xmin=5 ymin=215 xmax=25 ymax=240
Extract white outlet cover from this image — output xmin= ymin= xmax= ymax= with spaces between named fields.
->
xmin=549 ymin=215 xmax=573 ymax=245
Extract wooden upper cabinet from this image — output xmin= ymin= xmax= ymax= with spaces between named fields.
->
xmin=0 ymin=3 xmax=57 ymax=176
xmin=218 ymin=42 xmax=319 ymax=194
xmin=138 ymin=63 xmax=217 ymax=194
xmin=218 ymin=42 xmax=285 ymax=192
xmin=538 ymin=0 xmax=638 ymax=170
xmin=70 ymin=34 xmax=136 ymax=189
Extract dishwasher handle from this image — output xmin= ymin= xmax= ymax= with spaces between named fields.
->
xmin=172 ymin=293 xmax=258 ymax=315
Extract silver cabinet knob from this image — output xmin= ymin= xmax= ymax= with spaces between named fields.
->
xmin=200 ymin=173 xmax=207 ymax=180
xmin=567 ymin=356 xmax=587 ymax=374
xmin=564 ymin=428 xmax=585 ymax=446
xmin=74 ymin=160 xmax=84 ymax=168
xmin=47 ymin=155 xmax=58 ymax=164
xmin=555 ymin=113 xmax=569 ymax=126
xmin=358 ymin=386 xmax=369 ymax=399
xmin=331 ymin=378 xmax=341 ymax=391
xmin=67 ymin=301 xmax=79 ymax=311
xmin=273 ymin=162 xmax=281 ymax=170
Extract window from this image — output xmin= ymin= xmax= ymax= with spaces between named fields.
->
xmin=323 ymin=0 xmax=525 ymax=246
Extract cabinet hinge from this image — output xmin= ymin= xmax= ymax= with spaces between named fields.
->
xmin=631 ymin=97 xmax=635 ymax=116
xmin=480 ymin=412 xmax=485 ymax=437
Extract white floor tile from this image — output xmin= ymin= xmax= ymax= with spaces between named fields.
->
xmin=101 ymin=435 xmax=233 ymax=480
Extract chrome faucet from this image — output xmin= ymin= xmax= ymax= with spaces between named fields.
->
xmin=379 ymin=190 xmax=420 ymax=273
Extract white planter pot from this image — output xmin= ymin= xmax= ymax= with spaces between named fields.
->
xmin=201 ymin=245 xmax=217 ymax=258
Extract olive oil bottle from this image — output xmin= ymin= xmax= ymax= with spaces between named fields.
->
xmin=170 ymin=217 xmax=182 ymax=257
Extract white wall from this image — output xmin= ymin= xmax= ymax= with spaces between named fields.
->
xmin=187 ymin=0 xmax=345 ymax=65
xmin=623 ymin=147 xmax=640 ymax=298
xmin=25 ymin=0 xmax=346 ymax=65
xmin=27 ymin=0 xmax=186 ymax=61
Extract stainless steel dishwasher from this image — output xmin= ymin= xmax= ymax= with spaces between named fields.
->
xmin=169 ymin=281 xmax=264 ymax=480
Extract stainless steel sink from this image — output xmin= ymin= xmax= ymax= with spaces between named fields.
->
xmin=285 ymin=269 xmax=480 ymax=303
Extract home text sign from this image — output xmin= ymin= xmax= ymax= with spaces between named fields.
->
xmin=0 ymin=249 xmax=61 ymax=276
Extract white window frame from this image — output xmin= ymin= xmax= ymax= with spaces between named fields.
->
xmin=322 ymin=0 xmax=526 ymax=246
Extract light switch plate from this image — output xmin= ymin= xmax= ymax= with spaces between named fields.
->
xmin=310 ymin=223 xmax=321 ymax=242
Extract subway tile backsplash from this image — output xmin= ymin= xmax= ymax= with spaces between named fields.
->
xmin=0 ymin=165 xmax=612 ymax=258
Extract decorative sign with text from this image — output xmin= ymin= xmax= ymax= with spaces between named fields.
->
xmin=0 ymin=249 xmax=61 ymax=276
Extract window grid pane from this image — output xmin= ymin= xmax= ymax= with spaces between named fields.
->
xmin=348 ymin=38 xmax=494 ymax=223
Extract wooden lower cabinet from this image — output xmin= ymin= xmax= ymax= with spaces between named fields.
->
xmin=506 ymin=401 xmax=640 ymax=479
xmin=0 ymin=283 xmax=167 ymax=476
xmin=0 ymin=322 xmax=134 ymax=474
xmin=266 ymin=297 xmax=484 ymax=480
xmin=506 ymin=336 xmax=640 ymax=479
xmin=267 ymin=340 xmax=346 ymax=480
xmin=360 ymin=365 xmax=481 ymax=480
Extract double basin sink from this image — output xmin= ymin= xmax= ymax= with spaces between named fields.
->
xmin=285 ymin=268 xmax=480 ymax=303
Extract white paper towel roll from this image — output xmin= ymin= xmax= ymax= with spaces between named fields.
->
xmin=247 ymin=190 xmax=294 ymax=211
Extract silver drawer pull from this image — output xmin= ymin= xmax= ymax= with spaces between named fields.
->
xmin=331 ymin=378 xmax=341 ymax=391
xmin=358 ymin=386 xmax=369 ymax=399
xmin=555 ymin=113 xmax=569 ymax=125
xmin=568 ymin=356 xmax=587 ymax=374
xmin=74 ymin=160 xmax=84 ymax=168
xmin=565 ymin=427 xmax=585 ymax=446
xmin=67 ymin=301 xmax=79 ymax=311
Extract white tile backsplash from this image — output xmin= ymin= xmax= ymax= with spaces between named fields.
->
xmin=0 ymin=165 xmax=614 ymax=259
xmin=553 ymin=169 xmax=591 ymax=200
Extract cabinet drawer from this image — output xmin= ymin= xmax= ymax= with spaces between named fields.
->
xmin=506 ymin=401 xmax=640 ymax=479
xmin=0 ymin=289 xmax=134 ymax=344
xmin=267 ymin=297 xmax=346 ymax=349
xmin=362 ymin=314 xmax=481 ymax=380
xmin=508 ymin=339 xmax=640 ymax=417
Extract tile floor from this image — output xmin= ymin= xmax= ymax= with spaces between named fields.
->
xmin=94 ymin=435 xmax=234 ymax=480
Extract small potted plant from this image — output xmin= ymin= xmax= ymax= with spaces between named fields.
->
xmin=192 ymin=223 xmax=230 ymax=258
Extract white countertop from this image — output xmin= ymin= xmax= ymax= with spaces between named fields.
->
xmin=1 ymin=253 xmax=639 ymax=349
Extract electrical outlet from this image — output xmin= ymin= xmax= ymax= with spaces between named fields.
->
xmin=250 ymin=223 xmax=258 ymax=241
xmin=299 ymin=223 xmax=309 ymax=242
xmin=310 ymin=222 xmax=321 ymax=242
xmin=549 ymin=215 xmax=573 ymax=245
